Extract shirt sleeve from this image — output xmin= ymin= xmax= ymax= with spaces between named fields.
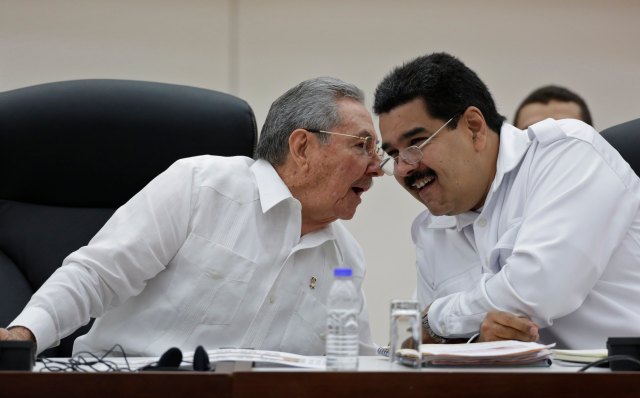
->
xmin=9 ymin=158 xmax=197 ymax=354
xmin=429 ymin=137 xmax=640 ymax=337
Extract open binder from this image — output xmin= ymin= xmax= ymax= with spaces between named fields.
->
xmin=552 ymin=349 xmax=607 ymax=364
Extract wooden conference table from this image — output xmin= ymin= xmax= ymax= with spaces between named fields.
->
xmin=1 ymin=357 xmax=639 ymax=398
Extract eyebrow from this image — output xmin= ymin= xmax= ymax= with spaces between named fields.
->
xmin=356 ymin=130 xmax=377 ymax=143
xmin=358 ymin=129 xmax=376 ymax=138
xmin=381 ymin=127 xmax=427 ymax=152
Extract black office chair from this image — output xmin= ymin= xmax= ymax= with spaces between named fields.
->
xmin=0 ymin=79 xmax=257 ymax=356
xmin=601 ymin=118 xmax=640 ymax=175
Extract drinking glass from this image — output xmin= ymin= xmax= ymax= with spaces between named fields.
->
xmin=389 ymin=299 xmax=421 ymax=368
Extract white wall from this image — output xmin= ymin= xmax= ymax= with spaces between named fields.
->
xmin=2 ymin=0 xmax=639 ymax=345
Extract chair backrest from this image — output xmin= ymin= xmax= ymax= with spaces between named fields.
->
xmin=601 ymin=118 xmax=640 ymax=175
xmin=0 ymin=79 xmax=257 ymax=356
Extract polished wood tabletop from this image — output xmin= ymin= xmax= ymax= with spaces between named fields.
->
xmin=2 ymin=356 xmax=639 ymax=398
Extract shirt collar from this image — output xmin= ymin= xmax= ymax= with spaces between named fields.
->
xmin=455 ymin=211 xmax=480 ymax=230
xmin=251 ymin=159 xmax=340 ymax=258
xmin=296 ymin=223 xmax=342 ymax=258
xmin=490 ymin=123 xmax=531 ymax=193
xmin=251 ymin=159 xmax=297 ymax=213
xmin=423 ymin=211 xmax=479 ymax=231
xmin=423 ymin=214 xmax=455 ymax=229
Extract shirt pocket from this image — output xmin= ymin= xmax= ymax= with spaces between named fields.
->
xmin=419 ymin=226 xmax=481 ymax=298
xmin=170 ymin=233 xmax=256 ymax=325
xmin=279 ymin=286 xmax=327 ymax=355
xmin=422 ymin=240 xmax=481 ymax=297
xmin=432 ymin=262 xmax=483 ymax=298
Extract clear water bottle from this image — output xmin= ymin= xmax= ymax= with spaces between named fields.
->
xmin=326 ymin=267 xmax=359 ymax=371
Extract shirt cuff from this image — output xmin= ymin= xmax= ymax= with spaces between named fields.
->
xmin=9 ymin=306 xmax=60 ymax=356
xmin=429 ymin=273 xmax=494 ymax=337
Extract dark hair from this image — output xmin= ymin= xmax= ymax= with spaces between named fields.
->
xmin=255 ymin=77 xmax=364 ymax=166
xmin=373 ymin=52 xmax=505 ymax=133
xmin=513 ymin=85 xmax=593 ymax=127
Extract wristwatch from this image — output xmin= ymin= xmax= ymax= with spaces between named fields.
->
xmin=421 ymin=312 xmax=449 ymax=344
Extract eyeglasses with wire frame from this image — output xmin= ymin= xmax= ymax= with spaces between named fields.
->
xmin=306 ymin=129 xmax=384 ymax=159
xmin=379 ymin=116 xmax=456 ymax=176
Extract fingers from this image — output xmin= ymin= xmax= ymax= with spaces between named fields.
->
xmin=0 ymin=326 xmax=35 ymax=342
xmin=400 ymin=335 xmax=419 ymax=349
xmin=496 ymin=312 xmax=539 ymax=339
xmin=0 ymin=328 xmax=12 ymax=340
xmin=479 ymin=311 xmax=539 ymax=342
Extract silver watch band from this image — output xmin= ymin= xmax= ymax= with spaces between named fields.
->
xmin=421 ymin=312 xmax=449 ymax=344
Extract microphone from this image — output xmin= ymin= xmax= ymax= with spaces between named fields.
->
xmin=157 ymin=347 xmax=183 ymax=368
xmin=141 ymin=347 xmax=183 ymax=371
xmin=193 ymin=345 xmax=211 ymax=371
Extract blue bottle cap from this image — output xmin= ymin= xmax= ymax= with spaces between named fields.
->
xmin=334 ymin=268 xmax=353 ymax=277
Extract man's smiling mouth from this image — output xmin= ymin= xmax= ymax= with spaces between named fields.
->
xmin=405 ymin=169 xmax=437 ymax=190
xmin=413 ymin=175 xmax=435 ymax=189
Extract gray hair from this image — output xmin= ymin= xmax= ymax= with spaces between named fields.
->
xmin=254 ymin=77 xmax=365 ymax=166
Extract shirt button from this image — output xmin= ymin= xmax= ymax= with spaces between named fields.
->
xmin=269 ymin=296 xmax=275 ymax=304
xmin=207 ymin=270 xmax=223 ymax=279
xmin=477 ymin=218 xmax=487 ymax=227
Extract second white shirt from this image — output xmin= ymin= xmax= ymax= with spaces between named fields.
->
xmin=415 ymin=119 xmax=640 ymax=349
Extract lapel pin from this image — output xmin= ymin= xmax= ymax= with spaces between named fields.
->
xmin=309 ymin=276 xmax=317 ymax=289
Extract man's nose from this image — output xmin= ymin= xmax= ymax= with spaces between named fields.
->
xmin=366 ymin=149 xmax=384 ymax=177
xmin=394 ymin=157 xmax=419 ymax=177
xmin=368 ymin=160 xmax=384 ymax=177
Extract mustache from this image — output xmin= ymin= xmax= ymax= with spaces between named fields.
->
xmin=404 ymin=168 xmax=435 ymax=188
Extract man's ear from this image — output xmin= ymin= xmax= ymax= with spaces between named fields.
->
xmin=288 ymin=129 xmax=312 ymax=169
xmin=462 ymin=106 xmax=488 ymax=151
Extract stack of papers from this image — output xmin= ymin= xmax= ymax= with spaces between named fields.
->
xmin=184 ymin=348 xmax=326 ymax=369
xmin=397 ymin=340 xmax=555 ymax=367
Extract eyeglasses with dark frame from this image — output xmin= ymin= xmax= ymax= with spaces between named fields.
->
xmin=305 ymin=129 xmax=384 ymax=159
xmin=379 ymin=115 xmax=456 ymax=176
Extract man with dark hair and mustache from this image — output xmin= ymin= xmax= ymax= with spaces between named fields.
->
xmin=374 ymin=52 xmax=640 ymax=349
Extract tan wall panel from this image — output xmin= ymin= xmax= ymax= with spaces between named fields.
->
xmin=0 ymin=0 xmax=231 ymax=92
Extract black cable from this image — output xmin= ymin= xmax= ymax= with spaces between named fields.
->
xmin=38 ymin=344 xmax=133 ymax=372
xmin=578 ymin=354 xmax=640 ymax=372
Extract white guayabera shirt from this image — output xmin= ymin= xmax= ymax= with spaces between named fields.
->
xmin=11 ymin=156 xmax=376 ymax=357
xmin=415 ymin=119 xmax=640 ymax=349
